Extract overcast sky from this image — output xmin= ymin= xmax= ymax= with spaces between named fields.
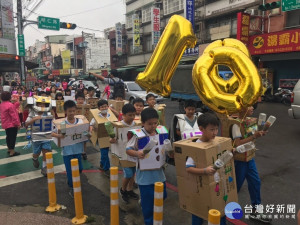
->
xmin=21 ymin=0 xmax=126 ymax=47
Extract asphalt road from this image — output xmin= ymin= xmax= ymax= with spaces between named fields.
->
xmin=0 ymin=99 xmax=299 ymax=225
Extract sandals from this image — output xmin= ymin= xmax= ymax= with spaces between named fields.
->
xmin=9 ymin=152 xmax=20 ymax=157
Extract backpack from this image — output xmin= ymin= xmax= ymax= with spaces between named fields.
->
xmin=111 ymin=78 xmax=125 ymax=98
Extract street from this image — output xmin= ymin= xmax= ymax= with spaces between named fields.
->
xmin=0 ymin=100 xmax=299 ymax=225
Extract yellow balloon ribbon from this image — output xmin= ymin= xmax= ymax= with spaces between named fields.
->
xmin=192 ymin=46 xmax=262 ymax=114
xmin=136 ymin=15 xmax=197 ymax=97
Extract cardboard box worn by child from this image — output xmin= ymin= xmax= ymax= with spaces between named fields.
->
xmin=174 ymin=136 xmax=238 ymax=220
xmin=110 ymin=120 xmax=142 ymax=167
xmin=52 ymin=115 xmax=89 ymax=147
xmin=90 ymin=108 xmax=118 ymax=148
xmin=218 ymin=114 xmax=257 ymax=162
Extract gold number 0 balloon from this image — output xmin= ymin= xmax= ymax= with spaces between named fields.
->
xmin=205 ymin=38 xmax=251 ymax=94
xmin=192 ymin=46 xmax=262 ymax=114
xmin=136 ymin=15 xmax=197 ymax=97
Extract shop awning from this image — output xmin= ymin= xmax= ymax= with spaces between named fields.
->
xmin=136 ymin=67 xmax=145 ymax=72
xmin=117 ymin=66 xmax=135 ymax=72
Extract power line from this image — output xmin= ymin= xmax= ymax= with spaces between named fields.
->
xmin=28 ymin=23 xmax=46 ymax=36
xmin=58 ymin=0 xmax=122 ymax=18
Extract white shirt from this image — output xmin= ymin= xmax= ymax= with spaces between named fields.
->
xmin=186 ymin=139 xmax=202 ymax=168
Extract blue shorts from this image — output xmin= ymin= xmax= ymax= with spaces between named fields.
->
xmin=32 ymin=141 xmax=52 ymax=154
xmin=123 ymin=167 xmax=136 ymax=178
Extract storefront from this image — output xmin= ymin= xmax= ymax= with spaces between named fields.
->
xmin=248 ymin=28 xmax=300 ymax=90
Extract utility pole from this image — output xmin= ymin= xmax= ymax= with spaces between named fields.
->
xmin=82 ymin=31 xmax=86 ymax=74
xmin=17 ymin=0 xmax=25 ymax=84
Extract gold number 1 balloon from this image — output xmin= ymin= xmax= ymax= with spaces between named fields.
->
xmin=136 ymin=15 xmax=197 ymax=97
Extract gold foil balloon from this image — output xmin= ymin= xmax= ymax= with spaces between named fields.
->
xmin=192 ymin=46 xmax=262 ymax=114
xmin=136 ymin=15 xmax=197 ymax=97
xmin=203 ymin=38 xmax=251 ymax=94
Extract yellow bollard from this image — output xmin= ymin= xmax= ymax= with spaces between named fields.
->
xmin=153 ymin=182 xmax=164 ymax=225
xmin=208 ymin=209 xmax=221 ymax=225
xmin=110 ymin=167 xmax=119 ymax=225
xmin=45 ymin=152 xmax=61 ymax=212
xmin=71 ymin=159 xmax=87 ymax=224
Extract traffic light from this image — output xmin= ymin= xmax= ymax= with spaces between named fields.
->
xmin=60 ymin=22 xmax=77 ymax=29
xmin=258 ymin=1 xmax=281 ymax=11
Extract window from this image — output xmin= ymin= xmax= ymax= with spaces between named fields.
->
xmin=142 ymin=7 xmax=151 ymax=23
xmin=163 ymin=0 xmax=184 ymax=15
xmin=126 ymin=14 xmax=133 ymax=28
xmin=144 ymin=36 xmax=152 ymax=52
xmin=286 ymin=9 xmax=300 ymax=28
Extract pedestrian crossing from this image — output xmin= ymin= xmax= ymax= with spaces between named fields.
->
xmin=0 ymin=126 xmax=92 ymax=188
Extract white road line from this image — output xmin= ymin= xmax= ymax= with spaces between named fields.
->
xmin=0 ymin=133 xmax=26 ymax=140
xmin=0 ymin=150 xmax=58 ymax=166
xmin=0 ymin=141 xmax=29 ymax=150
xmin=0 ymin=164 xmax=66 ymax=188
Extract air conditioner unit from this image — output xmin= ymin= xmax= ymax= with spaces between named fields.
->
xmin=244 ymin=9 xmax=259 ymax=16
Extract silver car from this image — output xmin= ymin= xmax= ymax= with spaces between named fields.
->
xmin=288 ymin=79 xmax=300 ymax=119
xmin=124 ymin=81 xmax=164 ymax=104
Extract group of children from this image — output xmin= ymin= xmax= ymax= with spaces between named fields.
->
xmin=22 ymin=84 xmax=270 ymax=225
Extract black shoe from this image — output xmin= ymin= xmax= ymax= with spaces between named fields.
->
xmin=69 ymin=188 xmax=74 ymax=198
xmin=120 ymin=188 xmax=130 ymax=204
xmin=82 ymin=152 xmax=87 ymax=160
xmin=41 ymin=167 xmax=47 ymax=177
xmin=9 ymin=152 xmax=20 ymax=157
xmin=249 ymin=212 xmax=272 ymax=223
xmin=32 ymin=158 xmax=40 ymax=168
xmin=127 ymin=190 xmax=139 ymax=200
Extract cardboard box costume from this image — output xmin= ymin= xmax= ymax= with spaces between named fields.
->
xmin=52 ymin=115 xmax=89 ymax=147
xmin=127 ymin=125 xmax=169 ymax=170
xmin=90 ymin=108 xmax=118 ymax=148
xmin=110 ymin=121 xmax=142 ymax=167
xmin=174 ymin=136 xmax=238 ymax=220
xmin=219 ymin=115 xmax=257 ymax=162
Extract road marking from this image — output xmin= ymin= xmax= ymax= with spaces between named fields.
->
xmin=0 ymin=164 xmax=66 ymax=188
xmin=0 ymin=141 xmax=29 ymax=150
xmin=0 ymin=150 xmax=58 ymax=166
xmin=0 ymin=133 xmax=26 ymax=140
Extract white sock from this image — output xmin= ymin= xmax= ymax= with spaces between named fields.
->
xmin=42 ymin=161 xmax=46 ymax=168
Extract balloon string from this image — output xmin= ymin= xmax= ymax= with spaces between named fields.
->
xmin=232 ymin=107 xmax=249 ymax=148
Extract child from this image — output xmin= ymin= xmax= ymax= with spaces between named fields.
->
xmin=51 ymin=100 xmax=85 ymax=198
xmin=126 ymin=108 xmax=169 ymax=225
xmin=110 ymin=104 xmax=139 ymax=204
xmin=175 ymin=100 xmax=201 ymax=141
xmin=145 ymin=93 xmax=156 ymax=108
xmin=89 ymin=99 xmax=111 ymax=177
xmin=186 ymin=112 xmax=227 ymax=225
xmin=75 ymin=91 xmax=88 ymax=160
xmin=65 ymin=89 xmax=71 ymax=96
xmin=25 ymin=98 xmax=53 ymax=177
xmin=22 ymin=90 xmax=30 ymax=123
xmin=75 ymin=91 xmax=85 ymax=105
xmin=231 ymin=106 xmax=270 ymax=223
xmin=86 ymin=86 xmax=96 ymax=99
xmin=133 ymin=98 xmax=144 ymax=120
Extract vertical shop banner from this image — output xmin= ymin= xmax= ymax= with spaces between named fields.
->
xmin=184 ymin=0 xmax=198 ymax=56
xmin=62 ymin=50 xmax=71 ymax=69
xmin=133 ymin=14 xmax=140 ymax=50
xmin=151 ymin=7 xmax=160 ymax=47
xmin=184 ymin=0 xmax=194 ymax=29
xmin=1 ymin=0 xmax=15 ymax=40
xmin=115 ymin=22 xmax=122 ymax=56
xmin=236 ymin=12 xmax=250 ymax=45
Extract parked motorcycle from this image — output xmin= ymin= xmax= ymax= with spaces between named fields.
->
xmin=274 ymin=88 xmax=292 ymax=105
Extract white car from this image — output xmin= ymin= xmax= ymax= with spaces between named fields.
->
xmin=124 ymin=81 xmax=164 ymax=104
xmin=288 ymin=79 xmax=300 ymax=119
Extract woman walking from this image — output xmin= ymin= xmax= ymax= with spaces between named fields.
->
xmin=0 ymin=92 xmax=21 ymax=157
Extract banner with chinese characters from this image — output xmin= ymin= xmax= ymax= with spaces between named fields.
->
xmin=133 ymin=14 xmax=140 ymax=48
xmin=248 ymin=29 xmax=300 ymax=55
xmin=184 ymin=0 xmax=194 ymax=30
xmin=61 ymin=50 xmax=71 ymax=69
xmin=151 ymin=7 xmax=160 ymax=47
xmin=115 ymin=23 xmax=122 ymax=56
xmin=236 ymin=12 xmax=250 ymax=45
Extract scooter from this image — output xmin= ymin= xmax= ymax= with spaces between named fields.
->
xmin=274 ymin=88 xmax=292 ymax=105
